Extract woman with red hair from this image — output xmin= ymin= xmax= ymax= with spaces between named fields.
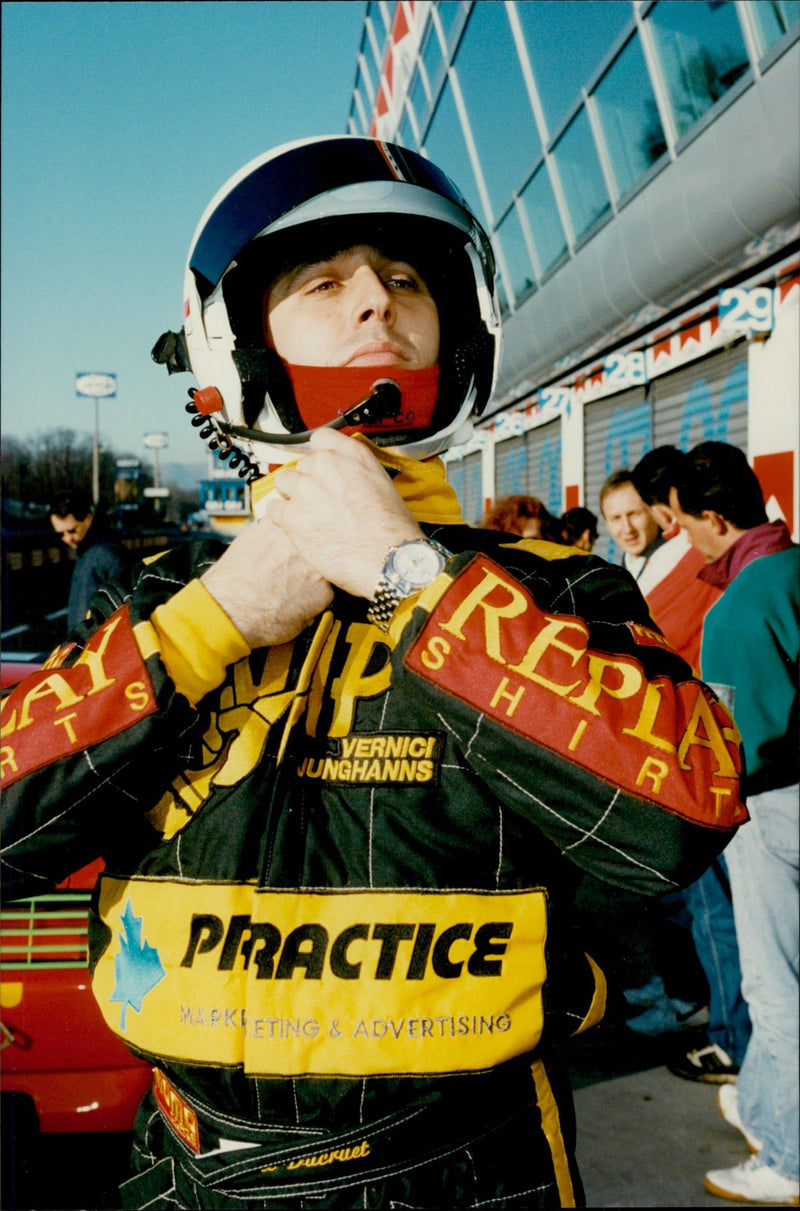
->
xmin=483 ymin=494 xmax=561 ymax=541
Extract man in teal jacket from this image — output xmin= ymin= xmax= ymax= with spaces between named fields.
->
xmin=670 ymin=441 xmax=799 ymax=1207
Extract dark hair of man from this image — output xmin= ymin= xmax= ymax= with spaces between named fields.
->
xmin=598 ymin=468 xmax=635 ymax=510
xmin=50 ymin=490 xmax=93 ymax=520
xmin=561 ymin=506 xmax=598 ymax=543
xmin=674 ymin=442 xmax=768 ymax=530
xmin=631 ymin=446 xmax=687 ymax=507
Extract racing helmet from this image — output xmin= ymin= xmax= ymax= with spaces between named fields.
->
xmin=153 ymin=135 xmax=501 ymax=472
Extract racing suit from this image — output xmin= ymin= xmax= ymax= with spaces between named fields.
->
xmin=1 ymin=451 xmax=745 ymax=1209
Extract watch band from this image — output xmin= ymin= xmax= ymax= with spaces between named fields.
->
xmin=366 ymin=538 xmax=451 ymax=632
xmin=365 ymin=580 xmax=403 ymax=631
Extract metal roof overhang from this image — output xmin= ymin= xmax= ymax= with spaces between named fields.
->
xmin=492 ymin=39 xmax=800 ymax=413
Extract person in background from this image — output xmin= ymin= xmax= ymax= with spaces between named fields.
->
xmin=631 ymin=446 xmax=751 ymax=1085
xmin=49 ymin=490 xmax=129 ymax=631
xmin=599 ymin=466 xmax=715 ymax=1038
xmin=631 ymin=448 xmax=721 ymax=675
xmin=483 ymin=493 xmax=561 ymax=540
xmin=670 ymin=441 xmax=798 ymax=1207
xmin=559 ymin=506 xmax=598 ymax=552
xmin=599 ymin=468 xmax=663 ymax=584
xmin=3 ymin=136 xmax=746 ymax=1210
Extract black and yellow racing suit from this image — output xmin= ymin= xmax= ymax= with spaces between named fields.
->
xmin=1 ymin=451 xmax=745 ymax=1208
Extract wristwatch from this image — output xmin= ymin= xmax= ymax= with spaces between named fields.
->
xmin=366 ymin=538 xmax=451 ymax=631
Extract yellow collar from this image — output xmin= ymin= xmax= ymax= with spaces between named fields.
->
xmin=249 ymin=434 xmax=465 ymax=526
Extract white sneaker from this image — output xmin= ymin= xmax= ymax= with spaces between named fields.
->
xmin=705 ymin=1155 xmax=799 ymax=1204
xmin=718 ymin=1084 xmax=763 ymax=1153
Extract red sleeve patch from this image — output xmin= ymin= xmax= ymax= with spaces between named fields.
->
xmin=1 ymin=606 xmax=157 ymax=788
xmin=626 ymin=620 xmax=679 ymax=656
xmin=405 ymin=557 xmax=746 ymax=830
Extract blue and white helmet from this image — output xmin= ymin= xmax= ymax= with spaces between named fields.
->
xmin=154 ymin=135 xmax=501 ymax=470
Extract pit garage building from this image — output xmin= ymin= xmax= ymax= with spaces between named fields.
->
xmin=347 ymin=0 xmax=799 ymax=561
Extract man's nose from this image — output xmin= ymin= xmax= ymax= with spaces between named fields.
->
xmin=351 ymin=267 xmax=395 ymax=324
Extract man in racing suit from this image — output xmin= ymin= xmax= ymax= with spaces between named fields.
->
xmin=1 ymin=137 xmax=746 ymax=1209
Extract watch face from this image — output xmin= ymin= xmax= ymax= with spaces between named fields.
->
xmin=391 ymin=541 xmax=445 ymax=589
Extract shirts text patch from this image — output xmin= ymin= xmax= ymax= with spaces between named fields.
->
xmin=1 ymin=608 xmax=157 ymax=787
xmin=406 ymin=558 xmax=745 ymax=829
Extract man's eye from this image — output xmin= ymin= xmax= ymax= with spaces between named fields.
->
xmin=387 ymin=275 xmax=417 ymax=290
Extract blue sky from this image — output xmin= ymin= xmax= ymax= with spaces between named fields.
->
xmin=2 ymin=1 xmax=369 ymax=469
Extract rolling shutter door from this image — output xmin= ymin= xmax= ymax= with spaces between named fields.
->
xmin=651 ymin=342 xmax=748 ymax=455
xmin=447 ymin=449 xmax=484 ymax=524
xmin=524 ymin=420 xmax=562 ymax=515
xmin=584 ymin=386 xmax=650 ymax=563
xmin=494 ymin=420 xmax=562 ymax=516
xmin=495 ymin=435 xmax=526 ymax=498
xmin=585 ymin=344 xmax=749 ymax=562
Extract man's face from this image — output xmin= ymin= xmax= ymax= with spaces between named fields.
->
xmin=601 ymin=483 xmax=660 ymax=556
xmin=264 ymin=245 xmax=440 ymax=370
xmin=668 ymin=488 xmax=725 ymax=561
xmin=51 ymin=512 xmax=92 ymax=549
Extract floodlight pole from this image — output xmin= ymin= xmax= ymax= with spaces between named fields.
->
xmin=93 ymin=398 xmax=100 ymax=505
xmin=75 ymin=373 xmax=116 ymax=506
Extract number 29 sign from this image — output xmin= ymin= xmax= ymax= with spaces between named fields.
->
xmin=718 ymin=286 xmax=774 ymax=334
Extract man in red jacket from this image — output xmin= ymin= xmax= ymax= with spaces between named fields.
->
xmin=630 ymin=446 xmax=751 ymax=1084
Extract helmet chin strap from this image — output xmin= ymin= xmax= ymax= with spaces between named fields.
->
xmin=222 ymin=363 xmax=439 ymax=445
xmin=222 ymin=377 xmax=403 ymax=445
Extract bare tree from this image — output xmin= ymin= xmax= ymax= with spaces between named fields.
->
xmin=2 ymin=428 xmax=120 ymax=509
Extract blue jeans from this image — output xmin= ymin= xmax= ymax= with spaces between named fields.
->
xmin=682 ymin=855 xmax=751 ymax=1063
xmin=725 ymin=785 xmax=799 ymax=1182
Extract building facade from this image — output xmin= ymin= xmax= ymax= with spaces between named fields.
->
xmin=347 ymin=0 xmax=799 ymax=560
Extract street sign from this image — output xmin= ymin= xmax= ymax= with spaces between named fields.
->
xmin=75 ymin=372 xmax=117 ymax=398
xmin=143 ymin=432 xmax=169 ymax=450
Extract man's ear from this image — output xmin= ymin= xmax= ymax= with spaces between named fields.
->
xmin=703 ymin=510 xmax=727 ymax=535
xmin=650 ymin=502 xmax=675 ymax=533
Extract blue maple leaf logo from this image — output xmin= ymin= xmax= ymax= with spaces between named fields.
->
xmin=109 ymin=899 xmax=166 ymax=1030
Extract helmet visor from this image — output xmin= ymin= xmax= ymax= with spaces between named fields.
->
xmin=190 ymin=138 xmax=472 ymax=298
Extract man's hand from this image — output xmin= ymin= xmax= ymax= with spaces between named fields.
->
xmin=201 ymin=516 xmax=333 ymax=648
xmin=269 ymin=429 xmax=424 ymax=599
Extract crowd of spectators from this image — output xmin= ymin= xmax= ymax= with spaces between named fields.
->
xmin=482 ymin=447 xmax=797 ymax=1204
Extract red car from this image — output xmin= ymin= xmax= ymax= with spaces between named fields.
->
xmin=1 ymin=658 xmax=152 ymax=1134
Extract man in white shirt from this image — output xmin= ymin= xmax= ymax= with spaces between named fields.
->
xmin=599 ymin=469 xmax=663 ymax=583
